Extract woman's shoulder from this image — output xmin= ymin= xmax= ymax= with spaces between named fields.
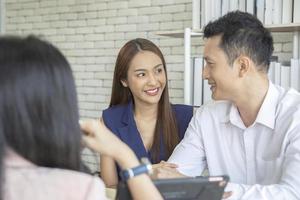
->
xmin=4 ymin=166 xmax=106 ymax=200
xmin=172 ymin=104 xmax=193 ymax=111
xmin=102 ymin=103 xmax=130 ymax=129
xmin=171 ymin=104 xmax=193 ymax=118
xmin=103 ymin=103 xmax=128 ymax=118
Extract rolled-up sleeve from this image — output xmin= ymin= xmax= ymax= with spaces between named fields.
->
xmin=168 ymin=107 xmax=207 ymax=177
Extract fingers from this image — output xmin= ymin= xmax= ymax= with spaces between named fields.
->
xmin=222 ymin=191 xmax=232 ymax=199
xmin=152 ymin=163 xmax=161 ymax=169
xmin=152 ymin=166 xmax=183 ymax=179
xmin=79 ymin=120 xmax=91 ymax=135
xmin=159 ymin=161 xmax=178 ymax=168
xmin=164 ymin=163 xmax=178 ymax=168
xmin=219 ymin=180 xmax=227 ymax=187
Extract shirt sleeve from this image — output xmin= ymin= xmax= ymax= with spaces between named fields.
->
xmin=168 ymin=107 xmax=207 ymax=177
xmin=225 ymin=125 xmax=300 ymax=200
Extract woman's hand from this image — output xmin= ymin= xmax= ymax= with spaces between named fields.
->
xmin=151 ymin=161 xmax=185 ymax=179
xmin=80 ymin=118 xmax=125 ymax=158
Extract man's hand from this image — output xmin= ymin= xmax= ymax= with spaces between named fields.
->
xmin=151 ymin=161 xmax=186 ymax=179
xmin=152 ymin=160 xmax=178 ymax=170
xmin=222 ymin=191 xmax=232 ymax=199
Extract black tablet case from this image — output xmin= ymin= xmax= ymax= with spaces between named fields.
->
xmin=116 ymin=176 xmax=229 ymax=200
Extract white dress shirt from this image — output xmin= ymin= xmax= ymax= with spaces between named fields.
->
xmin=168 ymin=82 xmax=300 ymax=200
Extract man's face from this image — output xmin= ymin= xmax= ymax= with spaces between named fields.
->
xmin=202 ymin=35 xmax=239 ymax=101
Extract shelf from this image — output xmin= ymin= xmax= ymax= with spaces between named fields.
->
xmin=156 ymin=24 xmax=300 ymax=38
xmin=266 ymin=23 xmax=300 ymax=32
xmin=156 ymin=29 xmax=203 ymax=38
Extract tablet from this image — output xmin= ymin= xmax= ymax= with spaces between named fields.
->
xmin=116 ymin=175 xmax=229 ymax=200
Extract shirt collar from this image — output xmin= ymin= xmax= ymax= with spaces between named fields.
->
xmin=254 ymin=81 xmax=278 ymax=129
xmin=225 ymin=81 xmax=279 ymax=130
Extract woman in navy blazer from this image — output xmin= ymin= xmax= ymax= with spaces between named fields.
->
xmin=101 ymin=38 xmax=193 ymax=187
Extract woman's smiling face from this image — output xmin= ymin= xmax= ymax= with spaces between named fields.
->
xmin=121 ymin=50 xmax=166 ymax=107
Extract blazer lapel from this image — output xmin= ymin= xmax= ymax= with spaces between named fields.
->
xmin=118 ymin=101 xmax=148 ymax=159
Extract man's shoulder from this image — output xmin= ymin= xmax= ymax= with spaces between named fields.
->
xmin=277 ymin=88 xmax=300 ymax=118
xmin=202 ymin=100 xmax=232 ymax=111
xmin=195 ymin=100 xmax=232 ymax=120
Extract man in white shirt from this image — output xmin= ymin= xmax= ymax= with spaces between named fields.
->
xmin=158 ymin=11 xmax=300 ymax=199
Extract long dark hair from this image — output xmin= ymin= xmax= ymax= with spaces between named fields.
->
xmin=0 ymin=122 xmax=3 ymax=200
xmin=110 ymin=38 xmax=179 ymax=162
xmin=0 ymin=35 xmax=82 ymax=170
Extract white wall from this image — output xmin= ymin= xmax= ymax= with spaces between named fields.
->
xmin=5 ymin=0 xmax=194 ymax=120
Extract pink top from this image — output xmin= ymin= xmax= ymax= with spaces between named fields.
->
xmin=3 ymin=150 xmax=107 ymax=200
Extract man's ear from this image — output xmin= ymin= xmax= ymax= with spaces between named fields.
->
xmin=121 ymin=79 xmax=128 ymax=87
xmin=237 ymin=56 xmax=251 ymax=77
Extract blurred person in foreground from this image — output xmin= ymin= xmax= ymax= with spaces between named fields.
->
xmin=0 ymin=35 xmax=162 ymax=200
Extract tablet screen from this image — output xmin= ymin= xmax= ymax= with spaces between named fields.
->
xmin=116 ymin=175 xmax=229 ymax=200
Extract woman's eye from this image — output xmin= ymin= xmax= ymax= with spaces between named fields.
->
xmin=156 ymin=68 xmax=163 ymax=73
xmin=137 ymin=73 xmax=145 ymax=77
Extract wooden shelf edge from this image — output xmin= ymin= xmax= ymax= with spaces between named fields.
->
xmin=156 ymin=29 xmax=203 ymax=38
xmin=266 ymin=23 xmax=300 ymax=32
xmin=156 ymin=24 xmax=300 ymax=38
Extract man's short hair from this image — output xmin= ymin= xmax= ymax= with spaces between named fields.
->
xmin=203 ymin=11 xmax=274 ymax=72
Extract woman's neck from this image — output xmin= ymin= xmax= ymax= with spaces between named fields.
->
xmin=134 ymin=102 xmax=158 ymax=120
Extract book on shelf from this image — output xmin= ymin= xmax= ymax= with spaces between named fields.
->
xmin=282 ymin=0 xmax=293 ymax=24
xmin=274 ymin=62 xmax=281 ymax=85
xmin=204 ymin=0 xmax=212 ymax=25
xmin=238 ymin=0 xmax=246 ymax=12
xmin=290 ymin=59 xmax=300 ymax=91
xmin=193 ymin=0 xmax=299 ymax=28
xmin=280 ymin=63 xmax=291 ymax=89
xmin=264 ymin=0 xmax=273 ymax=25
xmin=192 ymin=0 xmax=201 ymax=29
xmin=246 ymin=0 xmax=255 ymax=14
xmin=192 ymin=57 xmax=204 ymax=106
xmin=273 ymin=0 xmax=282 ymax=24
xmin=221 ymin=0 xmax=230 ymax=16
xmin=268 ymin=56 xmax=278 ymax=83
xmin=256 ymin=0 xmax=265 ymax=23
xmin=191 ymin=56 xmax=212 ymax=106
xmin=268 ymin=61 xmax=276 ymax=82
xmin=294 ymin=0 xmax=300 ymax=23
xmin=229 ymin=0 xmax=239 ymax=11
xmin=214 ymin=0 xmax=222 ymax=20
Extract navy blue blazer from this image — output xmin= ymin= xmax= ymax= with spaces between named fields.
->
xmin=102 ymin=101 xmax=193 ymax=164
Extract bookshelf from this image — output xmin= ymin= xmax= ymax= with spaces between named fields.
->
xmin=0 ymin=0 xmax=4 ymax=33
xmin=157 ymin=22 xmax=300 ymax=105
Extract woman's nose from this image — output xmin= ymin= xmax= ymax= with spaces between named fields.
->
xmin=147 ymin=73 xmax=157 ymax=85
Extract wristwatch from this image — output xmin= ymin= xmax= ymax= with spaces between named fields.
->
xmin=120 ymin=157 xmax=152 ymax=181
